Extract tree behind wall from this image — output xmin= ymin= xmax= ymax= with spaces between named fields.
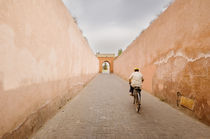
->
xmin=118 ymin=49 xmax=123 ymax=56
xmin=103 ymin=62 xmax=108 ymax=70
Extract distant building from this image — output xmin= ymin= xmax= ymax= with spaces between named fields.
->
xmin=96 ymin=53 xmax=115 ymax=73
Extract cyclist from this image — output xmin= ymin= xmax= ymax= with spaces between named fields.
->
xmin=129 ymin=68 xmax=144 ymax=96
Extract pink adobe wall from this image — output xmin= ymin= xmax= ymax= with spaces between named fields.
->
xmin=114 ymin=0 xmax=210 ymax=124
xmin=0 ymin=0 xmax=98 ymax=137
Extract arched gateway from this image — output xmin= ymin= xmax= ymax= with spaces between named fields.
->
xmin=96 ymin=54 xmax=115 ymax=73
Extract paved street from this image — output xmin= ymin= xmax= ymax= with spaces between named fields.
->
xmin=31 ymin=74 xmax=210 ymax=139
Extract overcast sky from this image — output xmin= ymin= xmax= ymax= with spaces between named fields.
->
xmin=62 ymin=0 xmax=173 ymax=55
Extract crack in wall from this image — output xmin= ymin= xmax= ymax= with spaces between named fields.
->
xmin=154 ymin=51 xmax=210 ymax=65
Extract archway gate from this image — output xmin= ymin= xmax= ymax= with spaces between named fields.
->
xmin=96 ymin=54 xmax=115 ymax=73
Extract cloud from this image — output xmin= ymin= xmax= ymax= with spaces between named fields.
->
xmin=62 ymin=0 xmax=173 ymax=55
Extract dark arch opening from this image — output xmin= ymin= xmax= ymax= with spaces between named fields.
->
xmin=102 ymin=61 xmax=110 ymax=74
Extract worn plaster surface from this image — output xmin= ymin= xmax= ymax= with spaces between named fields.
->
xmin=0 ymin=0 xmax=98 ymax=137
xmin=114 ymin=0 xmax=210 ymax=124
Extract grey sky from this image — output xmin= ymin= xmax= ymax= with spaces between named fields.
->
xmin=62 ymin=0 xmax=173 ymax=55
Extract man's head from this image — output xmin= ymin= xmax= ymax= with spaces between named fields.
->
xmin=134 ymin=68 xmax=139 ymax=72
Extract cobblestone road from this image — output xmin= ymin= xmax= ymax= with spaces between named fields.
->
xmin=32 ymin=74 xmax=210 ymax=139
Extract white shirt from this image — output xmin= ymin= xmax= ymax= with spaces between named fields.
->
xmin=129 ymin=71 xmax=143 ymax=88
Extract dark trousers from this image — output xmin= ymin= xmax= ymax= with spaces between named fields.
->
xmin=129 ymin=85 xmax=141 ymax=94
xmin=129 ymin=85 xmax=134 ymax=93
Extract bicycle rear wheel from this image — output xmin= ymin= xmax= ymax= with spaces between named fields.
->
xmin=136 ymin=92 xmax=141 ymax=112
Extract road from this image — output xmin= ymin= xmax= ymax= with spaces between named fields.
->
xmin=32 ymin=74 xmax=210 ymax=139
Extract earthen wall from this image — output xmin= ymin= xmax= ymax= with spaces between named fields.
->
xmin=0 ymin=0 xmax=98 ymax=138
xmin=114 ymin=0 xmax=210 ymax=124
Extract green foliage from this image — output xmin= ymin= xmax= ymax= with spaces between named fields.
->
xmin=103 ymin=62 xmax=108 ymax=70
xmin=118 ymin=49 xmax=123 ymax=56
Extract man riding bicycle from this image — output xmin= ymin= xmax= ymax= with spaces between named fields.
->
xmin=129 ymin=68 xmax=144 ymax=96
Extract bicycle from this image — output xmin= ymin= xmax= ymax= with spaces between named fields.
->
xmin=133 ymin=87 xmax=141 ymax=113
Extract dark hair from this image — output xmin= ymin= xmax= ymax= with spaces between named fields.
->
xmin=134 ymin=69 xmax=139 ymax=72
